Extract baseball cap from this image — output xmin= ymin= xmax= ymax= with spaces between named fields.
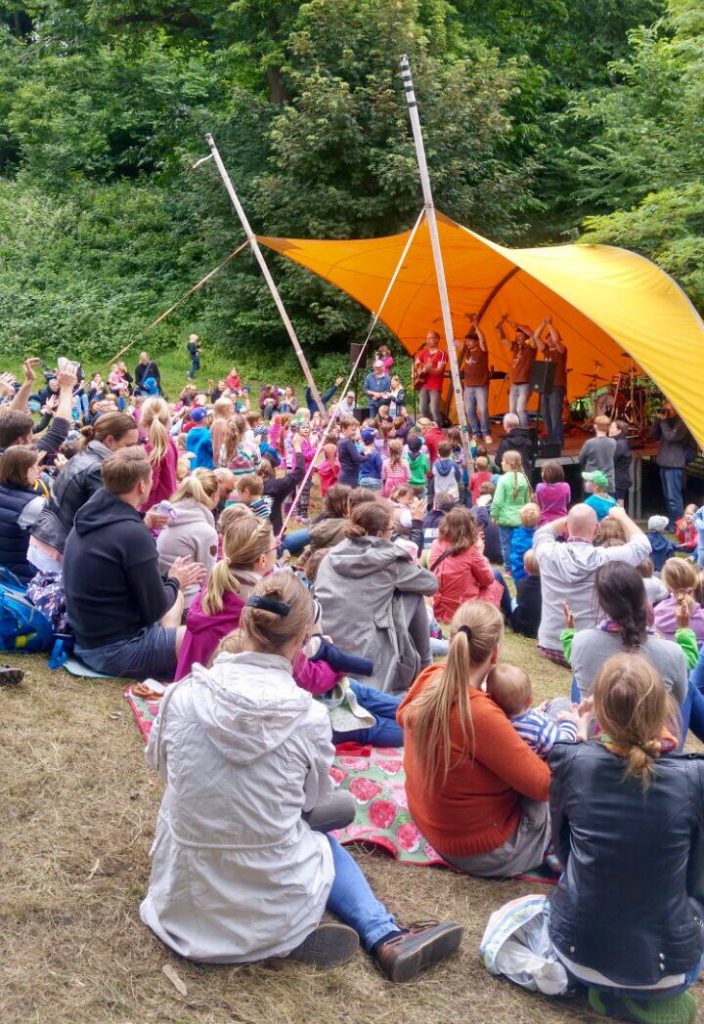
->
xmin=582 ymin=470 xmax=608 ymax=489
xmin=361 ymin=428 xmax=376 ymax=444
xmin=190 ymin=406 xmax=208 ymax=422
xmin=648 ymin=514 xmax=669 ymax=533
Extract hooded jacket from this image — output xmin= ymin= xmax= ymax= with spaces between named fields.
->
xmin=428 ymin=539 xmax=503 ymax=623
xmin=31 ymin=440 xmax=112 ymax=553
xmin=140 ymin=652 xmax=335 ymax=963
xmin=533 ymin=524 xmax=651 ymax=650
xmin=63 ymin=488 xmax=179 ymax=648
xmin=495 ymin=427 xmax=536 ymax=477
xmin=156 ymin=498 xmax=218 ymax=608
xmin=432 ymin=458 xmax=461 ymax=498
xmin=315 ymin=536 xmax=438 ymax=692
xmin=185 ymin=425 xmax=214 ymax=470
xmin=549 ymin=742 xmax=704 ymax=988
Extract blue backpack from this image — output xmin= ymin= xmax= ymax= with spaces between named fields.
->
xmin=0 ymin=569 xmax=55 ymax=653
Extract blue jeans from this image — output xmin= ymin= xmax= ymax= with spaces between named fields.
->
xmin=509 ymin=383 xmax=531 ymax=427
xmin=541 ymin=386 xmax=564 ymax=447
xmin=492 ymin=568 xmax=512 ymax=619
xmin=325 ymin=836 xmax=400 ymax=951
xmin=331 ymin=682 xmax=403 ymax=747
xmin=188 ymin=354 xmax=200 ymax=379
xmin=498 ymin=525 xmax=514 ymax=571
xmin=281 ymin=529 xmax=310 ymax=554
xmin=464 ymin=385 xmax=490 ymax=437
xmin=660 ymin=467 xmax=685 ymax=528
xmin=419 ymin=388 xmax=442 ymax=426
xmin=678 ymin=680 xmax=704 ymax=747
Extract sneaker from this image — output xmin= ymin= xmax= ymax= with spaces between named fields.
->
xmin=375 ymin=920 xmax=463 ymax=982
xmin=287 ymin=923 xmax=359 ymax=967
xmin=588 ymin=987 xmax=696 ymax=1024
xmin=0 ymin=665 xmax=24 ymax=686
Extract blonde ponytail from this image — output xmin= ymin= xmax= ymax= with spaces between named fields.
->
xmin=201 ymin=518 xmax=274 ymax=615
xmin=140 ymin=397 xmax=171 ymax=465
xmin=405 ymin=601 xmax=504 ymax=780
xmin=171 ymin=467 xmax=218 ymax=508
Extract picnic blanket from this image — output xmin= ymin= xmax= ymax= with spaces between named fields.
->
xmin=124 ymin=690 xmax=558 ymax=882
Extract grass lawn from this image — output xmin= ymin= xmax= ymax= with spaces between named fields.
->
xmin=3 ymin=635 xmax=702 ymax=1024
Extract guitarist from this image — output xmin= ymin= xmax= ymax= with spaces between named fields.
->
xmin=414 ymin=331 xmax=447 ymax=426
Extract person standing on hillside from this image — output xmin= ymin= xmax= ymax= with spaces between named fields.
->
xmin=186 ymin=334 xmax=202 ymax=380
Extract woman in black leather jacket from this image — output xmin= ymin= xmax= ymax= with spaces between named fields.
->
xmin=549 ymin=653 xmax=704 ymax=1021
xmin=29 ymin=412 xmax=138 ymax=573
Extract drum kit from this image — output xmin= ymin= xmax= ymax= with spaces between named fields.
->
xmin=568 ymin=359 xmax=663 ymax=440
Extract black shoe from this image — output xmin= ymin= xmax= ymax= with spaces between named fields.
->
xmin=0 ymin=665 xmax=24 ymax=686
xmin=375 ymin=920 xmax=464 ymax=982
xmin=287 ymin=923 xmax=359 ymax=967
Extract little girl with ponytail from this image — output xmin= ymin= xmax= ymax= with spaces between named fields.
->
xmin=139 ymin=397 xmax=178 ymax=512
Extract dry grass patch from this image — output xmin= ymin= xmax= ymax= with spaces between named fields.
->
xmin=1 ymin=642 xmax=701 ymax=1024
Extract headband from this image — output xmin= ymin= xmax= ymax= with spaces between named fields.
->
xmin=246 ymin=595 xmax=290 ymax=617
xmin=458 ymin=625 xmax=473 ymax=641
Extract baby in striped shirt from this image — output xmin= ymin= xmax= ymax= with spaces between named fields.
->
xmin=486 ymin=663 xmax=586 ymax=758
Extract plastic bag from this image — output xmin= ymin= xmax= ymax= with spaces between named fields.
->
xmin=480 ymin=894 xmax=569 ymax=995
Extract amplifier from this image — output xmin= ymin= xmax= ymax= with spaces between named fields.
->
xmin=529 ymin=361 xmax=555 ymax=395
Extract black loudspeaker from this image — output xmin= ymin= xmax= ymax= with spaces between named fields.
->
xmin=529 ymin=360 xmax=555 ymax=395
xmin=539 ymin=440 xmax=562 ymax=458
xmin=354 ymin=405 xmax=370 ymax=423
xmin=349 ymin=343 xmax=365 ymax=372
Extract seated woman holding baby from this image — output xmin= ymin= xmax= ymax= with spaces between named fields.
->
xmin=398 ymin=600 xmax=580 ymax=877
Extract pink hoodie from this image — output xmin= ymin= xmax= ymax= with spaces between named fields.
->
xmin=175 ymin=587 xmax=341 ymax=696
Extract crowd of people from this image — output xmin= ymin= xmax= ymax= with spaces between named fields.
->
xmin=2 ymin=342 xmax=704 ymax=1019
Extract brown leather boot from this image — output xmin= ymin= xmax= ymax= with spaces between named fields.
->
xmin=375 ymin=920 xmax=464 ymax=982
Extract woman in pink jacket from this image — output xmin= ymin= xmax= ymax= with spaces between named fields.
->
xmin=429 ymin=507 xmax=508 ymax=624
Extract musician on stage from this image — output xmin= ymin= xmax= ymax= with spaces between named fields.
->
xmin=535 ymin=316 xmax=567 ymax=450
xmin=462 ymin=315 xmax=492 ymax=443
xmin=414 ymin=330 xmax=447 ymax=426
xmin=495 ymin=314 xmax=537 ymax=428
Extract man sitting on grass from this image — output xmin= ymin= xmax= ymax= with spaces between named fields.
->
xmin=63 ymin=446 xmax=203 ymax=680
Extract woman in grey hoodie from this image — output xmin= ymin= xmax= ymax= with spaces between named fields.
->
xmin=157 ymin=469 xmax=219 ymax=609
xmin=315 ymin=499 xmax=438 ymax=693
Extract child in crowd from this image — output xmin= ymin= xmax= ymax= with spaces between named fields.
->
xmin=226 ymin=423 xmax=258 ymax=478
xmin=486 ymin=663 xmax=583 ymax=756
xmin=317 ymin=442 xmax=339 ymax=498
xmin=388 ymin=375 xmax=405 ymax=418
xmin=510 ymin=550 xmax=542 ymax=638
xmin=535 ymin=460 xmax=571 ymax=524
xmin=473 ymin=481 xmax=502 ymax=565
xmin=295 ymin=422 xmax=316 ymax=521
xmin=579 ymin=414 xmax=616 ymax=493
xmin=234 ymin=474 xmax=270 ymax=519
xmin=646 ymin=514 xmax=676 ymax=572
xmin=692 ymin=504 xmax=704 ymax=566
xmin=358 ymin=427 xmax=383 ymax=491
xmin=638 ymin=558 xmax=668 ymax=606
xmin=446 ymin=427 xmax=469 ymax=505
xmin=582 ymin=470 xmax=616 ymax=521
xmin=469 ymin=456 xmax=492 ymax=503
xmin=185 ymin=407 xmax=214 ymax=469
xmin=676 ymin=503 xmax=698 ymax=554
xmin=491 ymin=450 xmax=531 ymax=572
xmin=432 ymin=441 xmax=462 ymax=502
xmin=405 ymin=436 xmax=430 ymax=496
xmin=382 ymin=438 xmax=411 ymax=497
xmin=509 ymin=502 xmax=540 ymax=583
xmin=429 ymin=507 xmax=505 ymax=623
xmin=653 ymin=558 xmax=704 ymax=643
xmin=337 ymin=417 xmax=365 ymax=488
xmin=422 ymin=492 xmax=456 ymax=551
xmin=210 ymin=397 xmax=234 ymax=467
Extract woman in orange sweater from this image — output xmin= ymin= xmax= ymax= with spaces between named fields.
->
xmin=397 ymin=600 xmax=551 ymax=877
xmin=428 ymin=507 xmax=507 ymax=624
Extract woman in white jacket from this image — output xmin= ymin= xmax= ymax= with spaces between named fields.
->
xmin=141 ymin=573 xmax=462 ymax=980
xmin=156 ymin=469 xmax=219 ymax=608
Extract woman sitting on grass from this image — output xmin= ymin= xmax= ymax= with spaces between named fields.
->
xmin=0 ymin=446 xmax=47 ymax=582
xmin=398 ymin=600 xmax=552 ymax=878
xmin=142 ymin=572 xmax=463 ymax=978
xmin=548 ymin=654 xmax=704 ymax=1024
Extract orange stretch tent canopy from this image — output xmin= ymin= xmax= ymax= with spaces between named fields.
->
xmin=259 ymin=212 xmax=704 ymax=446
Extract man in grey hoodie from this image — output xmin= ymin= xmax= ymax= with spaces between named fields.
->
xmin=533 ymin=503 xmax=651 ymax=665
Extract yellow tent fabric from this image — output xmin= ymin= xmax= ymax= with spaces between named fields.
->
xmin=259 ymin=212 xmax=704 ymax=445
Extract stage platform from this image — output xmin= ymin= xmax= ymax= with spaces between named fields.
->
xmin=529 ymin=434 xmax=657 ymax=519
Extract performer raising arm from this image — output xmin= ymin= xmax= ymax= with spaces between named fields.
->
xmin=462 ymin=314 xmax=492 ymax=444
xmin=495 ymin=314 xmax=537 ymax=428
xmin=535 ymin=316 xmax=567 ymax=451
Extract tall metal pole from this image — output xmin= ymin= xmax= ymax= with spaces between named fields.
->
xmin=399 ymin=56 xmax=473 ymax=472
xmin=205 ymin=134 xmax=325 ymax=415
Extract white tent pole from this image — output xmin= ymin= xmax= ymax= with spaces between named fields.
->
xmin=205 ymin=133 xmax=326 ymax=415
xmin=400 ymin=56 xmax=474 ymax=472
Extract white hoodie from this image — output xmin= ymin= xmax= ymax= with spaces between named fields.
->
xmin=140 ymin=652 xmax=335 ymax=962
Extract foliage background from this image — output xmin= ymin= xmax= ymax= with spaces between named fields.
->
xmin=0 ymin=0 xmax=700 ymax=369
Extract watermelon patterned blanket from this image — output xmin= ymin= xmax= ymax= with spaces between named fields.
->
xmin=124 ymin=690 xmax=557 ymax=880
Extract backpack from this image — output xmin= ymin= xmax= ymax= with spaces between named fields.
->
xmin=0 ymin=576 xmax=55 ymax=653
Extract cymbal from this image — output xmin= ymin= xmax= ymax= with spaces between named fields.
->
xmin=580 ymin=373 xmax=608 ymax=382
